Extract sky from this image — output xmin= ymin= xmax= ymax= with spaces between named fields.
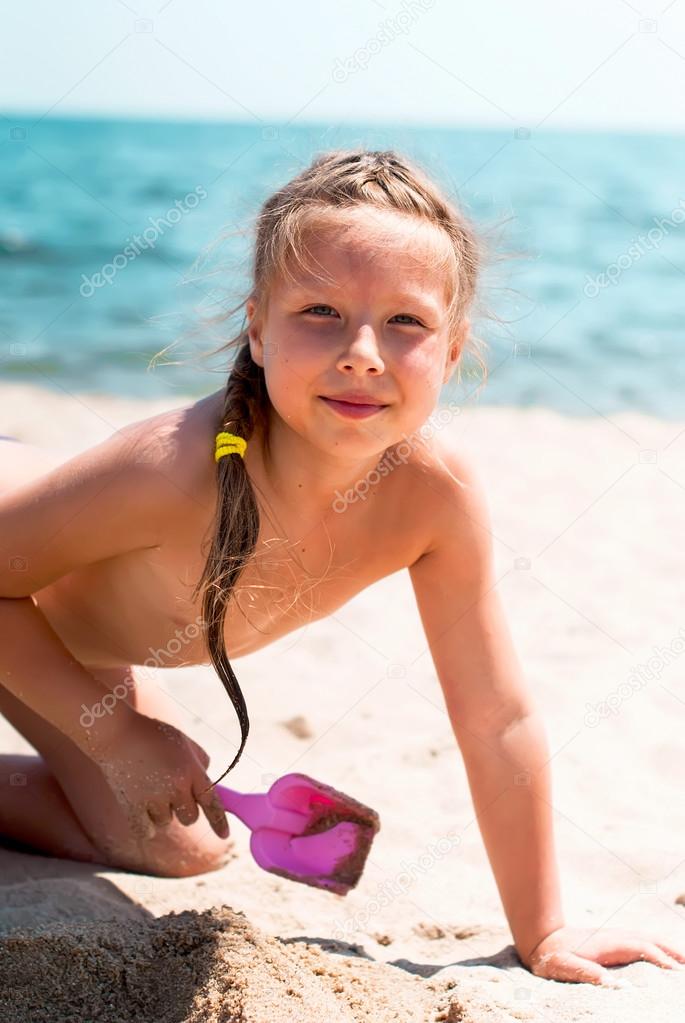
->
xmin=2 ymin=0 xmax=685 ymax=132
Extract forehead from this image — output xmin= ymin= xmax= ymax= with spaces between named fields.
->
xmin=276 ymin=207 xmax=453 ymax=302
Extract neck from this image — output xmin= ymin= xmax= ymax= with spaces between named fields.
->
xmin=248 ymin=410 xmax=387 ymax=519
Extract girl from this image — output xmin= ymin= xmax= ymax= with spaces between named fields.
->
xmin=0 ymin=148 xmax=683 ymax=985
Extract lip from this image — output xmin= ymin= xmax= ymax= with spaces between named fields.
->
xmin=319 ymin=392 xmax=389 ymax=405
xmin=319 ymin=396 xmax=389 ymax=420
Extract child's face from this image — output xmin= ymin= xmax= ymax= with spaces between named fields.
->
xmin=247 ymin=208 xmax=466 ymax=460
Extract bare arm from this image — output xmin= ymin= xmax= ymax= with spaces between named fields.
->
xmin=0 ymin=598 xmax=227 ymax=838
xmin=0 ymin=422 xmax=176 ymax=753
xmin=0 ymin=595 xmax=135 ymax=754
xmin=409 ymin=449 xmax=564 ymax=965
xmin=454 ymin=687 xmax=564 ymax=965
xmin=410 ymin=445 xmax=685 ymax=983
xmin=0 ymin=423 xmax=229 ymax=838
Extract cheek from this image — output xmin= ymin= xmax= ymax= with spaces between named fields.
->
xmin=398 ymin=341 xmax=444 ymax=388
xmin=269 ymin=328 xmax=330 ymax=375
xmin=262 ymin=347 xmax=321 ymax=418
xmin=265 ymin=361 xmax=304 ymax=408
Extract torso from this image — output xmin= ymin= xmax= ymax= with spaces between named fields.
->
xmin=2 ymin=391 xmax=447 ymax=672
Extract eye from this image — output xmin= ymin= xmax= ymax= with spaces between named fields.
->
xmin=303 ymin=306 xmax=423 ymax=326
xmin=304 ymin=305 xmax=338 ymax=317
xmin=392 ymin=314 xmax=423 ymax=326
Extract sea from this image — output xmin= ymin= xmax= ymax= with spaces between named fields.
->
xmin=1 ymin=114 xmax=684 ymax=418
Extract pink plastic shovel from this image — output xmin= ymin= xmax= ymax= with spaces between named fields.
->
xmin=215 ymin=772 xmax=380 ymax=896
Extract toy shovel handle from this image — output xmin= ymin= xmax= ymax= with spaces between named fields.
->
xmin=215 ymin=783 xmax=308 ymax=834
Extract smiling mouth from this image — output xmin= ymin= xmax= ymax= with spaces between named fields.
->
xmin=319 ymin=396 xmax=389 ymax=407
xmin=319 ymin=396 xmax=389 ymax=417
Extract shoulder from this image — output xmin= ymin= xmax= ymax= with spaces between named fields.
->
xmin=0 ymin=394 xmax=219 ymax=598
xmin=119 ymin=388 xmax=224 ymax=513
xmin=402 ymin=429 xmax=494 ymax=576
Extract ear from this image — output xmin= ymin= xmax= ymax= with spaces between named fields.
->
xmin=246 ymin=297 xmax=265 ymax=368
xmin=442 ymin=319 xmax=470 ymax=384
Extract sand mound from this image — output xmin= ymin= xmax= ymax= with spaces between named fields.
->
xmin=0 ymin=905 xmax=476 ymax=1023
xmin=0 ymin=876 xmax=149 ymax=934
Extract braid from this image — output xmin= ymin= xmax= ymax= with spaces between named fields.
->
xmin=191 ymin=338 xmax=267 ymax=784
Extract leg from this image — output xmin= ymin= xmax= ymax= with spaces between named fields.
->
xmin=0 ymin=441 xmax=103 ymax=863
xmin=0 ymin=670 xmax=234 ymax=878
xmin=0 ymin=754 xmax=100 ymax=863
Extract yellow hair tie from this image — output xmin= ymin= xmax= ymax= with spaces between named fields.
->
xmin=215 ymin=431 xmax=247 ymax=462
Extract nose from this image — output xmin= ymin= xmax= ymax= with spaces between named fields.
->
xmin=336 ymin=325 xmax=384 ymax=375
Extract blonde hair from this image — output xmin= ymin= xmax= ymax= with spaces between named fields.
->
xmin=154 ymin=147 xmax=490 ymax=786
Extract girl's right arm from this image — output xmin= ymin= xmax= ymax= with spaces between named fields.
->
xmin=0 ymin=423 xmax=229 ymax=839
xmin=0 ymin=423 xmax=164 ymax=746
xmin=0 ymin=594 xmax=134 ymax=753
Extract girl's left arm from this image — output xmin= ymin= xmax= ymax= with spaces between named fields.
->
xmin=408 ymin=448 xmax=685 ymax=984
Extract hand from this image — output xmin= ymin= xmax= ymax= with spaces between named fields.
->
xmin=524 ymin=925 xmax=685 ymax=984
xmin=86 ymin=704 xmax=229 ymax=842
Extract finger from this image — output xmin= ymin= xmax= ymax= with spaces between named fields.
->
xmin=146 ymin=802 xmax=173 ymax=828
xmin=588 ymin=937 xmax=665 ymax=968
xmin=636 ymin=942 xmax=684 ymax=970
xmin=654 ymin=942 xmax=685 ymax=965
xmin=595 ymin=938 xmax=679 ymax=970
xmin=173 ymin=797 xmax=200 ymax=828
xmin=193 ymin=779 xmax=230 ymax=839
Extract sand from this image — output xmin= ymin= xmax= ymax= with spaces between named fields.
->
xmin=1 ymin=380 xmax=685 ymax=1021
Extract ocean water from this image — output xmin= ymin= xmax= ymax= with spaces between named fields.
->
xmin=1 ymin=114 xmax=684 ymax=418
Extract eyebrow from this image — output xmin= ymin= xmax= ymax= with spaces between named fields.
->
xmin=391 ymin=293 xmax=443 ymax=318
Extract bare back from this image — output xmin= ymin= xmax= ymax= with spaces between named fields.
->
xmin=1 ymin=390 xmax=445 ymax=673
